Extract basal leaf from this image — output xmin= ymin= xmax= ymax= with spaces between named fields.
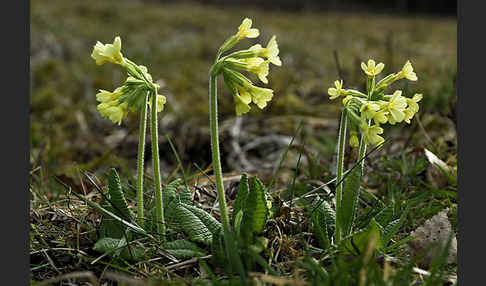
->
xmin=163 ymin=178 xmax=182 ymax=208
xmin=241 ymin=176 xmax=269 ymax=243
xmin=108 ymin=168 xmax=134 ymax=221
xmin=338 ymin=164 xmax=362 ymax=236
xmin=311 ymin=200 xmax=335 ymax=250
xmin=233 ymin=173 xmax=249 ymax=225
xmin=173 ymin=203 xmax=222 ymax=245
xmin=162 ymin=239 xmax=207 ymax=259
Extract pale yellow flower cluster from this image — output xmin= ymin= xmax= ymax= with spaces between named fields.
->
xmin=216 ymin=18 xmax=282 ymax=116
xmin=328 ymin=60 xmax=422 ymax=147
xmin=90 ymin=37 xmax=166 ymax=125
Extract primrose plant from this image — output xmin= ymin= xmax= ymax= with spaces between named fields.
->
xmin=312 ymin=59 xmax=423 ymax=254
xmin=91 ymin=37 xmax=167 ymax=234
xmin=207 ymin=17 xmax=281 ymax=232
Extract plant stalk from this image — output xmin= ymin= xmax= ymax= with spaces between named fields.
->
xmin=209 ymin=73 xmax=230 ymax=230
xmin=150 ymin=91 xmax=165 ymax=237
xmin=335 ymin=109 xmax=348 ymax=243
xmin=136 ymin=92 xmax=149 ymax=227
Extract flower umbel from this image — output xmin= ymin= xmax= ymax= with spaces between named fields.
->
xmin=215 ymin=18 xmax=279 ymax=116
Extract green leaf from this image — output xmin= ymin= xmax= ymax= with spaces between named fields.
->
xmin=163 ymin=178 xmax=182 ymax=208
xmin=338 ymin=164 xmax=362 ymax=236
xmin=382 ymin=209 xmax=408 ymax=246
xmin=93 ymin=237 xmax=147 ymax=261
xmin=339 ymin=218 xmax=384 ymax=255
xmin=178 ymin=187 xmax=192 ymax=205
xmin=173 ymin=203 xmax=222 ymax=245
xmin=233 ymin=173 xmax=249 ymax=225
xmin=311 ymin=200 xmax=335 ymax=250
xmin=241 ymin=176 xmax=270 ymax=243
xmin=374 ymin=205 xmax=394 ymax=228
xmin=162 ymin=239 xmax=207 ymax=259
xmin=108 ymin=168 xmax=134 ymax=221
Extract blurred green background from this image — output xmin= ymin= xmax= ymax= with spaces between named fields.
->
xmin=30 ymin=0 xmax=457 ymax=183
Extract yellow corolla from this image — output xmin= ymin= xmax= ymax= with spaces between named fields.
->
xmin=249 ymin=35 xmax=282 ymax=66
xmin=372 ymin=109 xmax=389 ymax=125
xmin=237 ymin=18 xmax=260 ymax=40
xmin=97 ymin=101 xmax=129 ymax=125
xmin=360 ymin=102 xmax=380 ymax=120
xmin=406 ymin=93 xmax=423 ymax=113
xmin=243 ymin=57 xmax=270 ymax=84
xmin=248 ymin=85 xmax=273 ymax=109
xmin=91 ymin=36 xmax=124 ymax=66
xmin=360 ymin=123 xmax=385 ymax=147
xmin=96 ymin=87 xmax=122 ymax=103
xmin=397 ymin=60 xmax=417 ymax=81
xmin=234 ymin=93 xmax=252 ymax=116
xmin=385 ymin=90 xmax=408 ymax=124
xmin=328 ymin=80 xmax=346 ymax=100
xmin=361 ymin=59 xmax=385 ymax=77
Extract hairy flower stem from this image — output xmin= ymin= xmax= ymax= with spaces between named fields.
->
xmin=335 ymin=109 xmax=348 ymax=244
xmin=150 ymin=91 xmax=165 ymax=237
xmin=136 ymin=92 xmax=149 ymax=227
xmin=209 ymin=74 xmax=230 ymax=231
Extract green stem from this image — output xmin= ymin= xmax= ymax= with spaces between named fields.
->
xmin=136 ymin=93 xmax=149 ymax=227
xmin=150 ymin=91 xmax=165 ymax=237
xmin=209 ymin=74 xmax=230 ymax=230
xmin=335 ymin=109 xmax=347 ymax=243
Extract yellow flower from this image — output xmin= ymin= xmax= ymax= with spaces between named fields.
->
xmin=91 ymin=36 xmax=124 ymax=66
xmin=328 ymin=80 xmax=346 ymax=100
xmin=406 ymin=93 xmax=423 ymax=113
xmin=403 ymin=108 xmax=415 ymax=124
xmin=385 ymin=90 xmax=407 ymax=124
xmin=234 ymin=93 xmax=251 ymax=116
xmin=237 ymin=18 xmax=260 ymax=40
xmin=97 ymin=102 xmax=129 ymax=125
xmin=236 ymin=83 xmax=273 ymax=109
xmin=360 ymin=102 xmax=380 ymax=120
xmin=243 ymin=57 xmax=270 ymax=84
xmin=397 ymin=60 xmax=417 ymax=81
xmin=148 ymin=94 xmax=167 ymax=113
xmin=361 ymin=59 xmax=385 ymax=77
xmin=360 ymin=123 xmax=385 ymax=146
xmin=249 ymin=85 xmax=273 ymax=108
xmin=372 ymin=109 xmax=389 ymax=125
xmin=249 ymin=35 xmax=281 ymax=66
xmin=96 ymin=88 xmax=122 ymax=103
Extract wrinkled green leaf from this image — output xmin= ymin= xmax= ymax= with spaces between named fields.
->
xmin=233 ymin=173 xmax=249 ymax=225
xmin=312 ymin=200 xmax=335 ymax=250
xmin=173 ymin=203 xmax=222 ymax=245
xmin=163 ymin=178 xmax=182 ymax=208
xmin=108 ymin=168 xmax=134 ymax=221
xmin=241 ymin=176 xmax=269 ymax=243
xmin=162 ymin=239 xmax=207 ymax=259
